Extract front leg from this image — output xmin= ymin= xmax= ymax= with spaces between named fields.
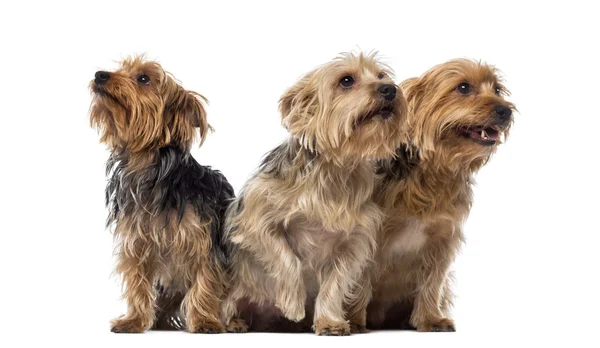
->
xmin=410 ymin=252 xmax=456 ymax=332
xmin=111 ymin=247 xmax=156 ymax=333
xmin=230 ymin=223 xmax=305 ymax=322
xmin=313 ymin=232 xmax=374 ymax=336
xmin=345 ymin=269 xmax=372 ymax=333
xmin=274 ymin=256 xmax=306 ymax=322
xmin=183 ymin=260 xmax=226 ymax=333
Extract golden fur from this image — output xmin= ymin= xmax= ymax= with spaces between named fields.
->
xmin=89 ymin=57 xmax=230 ymax=333
xmin=113 ymin=208 xmax=225 ymax=333
xmin=365 ymin=59 xmax=516 ymax=332
xmin=90 ymin=57 xmax=211 ymax=155
xmin=221 ymin=52 xmax=407 ymax=335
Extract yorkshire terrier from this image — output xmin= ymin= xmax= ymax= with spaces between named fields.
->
xmin=220 ymin=52 xmax=407 ymax=335
xmin=89 ymin=56 xmax=234 ymax=333
xmin=365 ymin=59 xmax=515 ymax=331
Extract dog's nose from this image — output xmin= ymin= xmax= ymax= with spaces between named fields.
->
xmin=378 ymin=84 xmax=396 ymax=101
xmin=95 ymin=71 xmax=110 ymax=84
xmin=494 ymin=105 xmax=512 ymax=123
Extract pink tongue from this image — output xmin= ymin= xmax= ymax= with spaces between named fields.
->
xmin=468 ymin=130 xmax=481 ymax=138
xmin=468 ymin=128 xmax=499 ymax=141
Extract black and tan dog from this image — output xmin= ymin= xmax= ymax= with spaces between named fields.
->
xmin=89 ymin=56 xmax=234 ymax=333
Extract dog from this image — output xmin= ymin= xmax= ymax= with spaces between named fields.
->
xmin=220 ymin=52 xmax=407 ymax=335
xmin=365 ymin=59 xmax=515 ymax=331
xmin=89 ymin=56 xmax=234 ymax=333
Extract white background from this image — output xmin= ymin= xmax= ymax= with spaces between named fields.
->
xmin=1 ymin=0 xmax=598 ymax=347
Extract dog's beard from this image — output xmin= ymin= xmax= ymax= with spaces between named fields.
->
xmin=92 ymin=86 xmax=128 ymax=112
xmin=354 ymin=100 xmax=397 ymax=128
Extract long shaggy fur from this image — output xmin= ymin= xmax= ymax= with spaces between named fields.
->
xmin=89 ymin=56 xmax=234 ymax=333
xmin=105 ymin=147 xmax=231 ymax=264
xmin=365 ymin=59 xmax=516 ymax=332
xmin=220 ymin=52 xmax=407 ymax=336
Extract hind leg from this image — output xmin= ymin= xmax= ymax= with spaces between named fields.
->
xmin=226 ymin=318 xmax=249 ymax=333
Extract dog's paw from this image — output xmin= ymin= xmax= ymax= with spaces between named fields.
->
xmin=226 ymin=318 xmax=249 ymax=333
xmin=349 ymin=322 xmax=368 ymax=334
xmin=188 ymin=320 xmax=225 ymax=334
xmin=314 ymin=319 xmax=351 ymax=336
xmin=110 ymin=317 xmax=148 ymax=333
xmin=417 ymin=318 xmax=455 ymax=332
xmin=280 ymin=304 xmax=305 ymax=322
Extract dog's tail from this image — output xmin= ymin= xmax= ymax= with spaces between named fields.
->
xmin=152 ymin=283 xmax=186 ymax=331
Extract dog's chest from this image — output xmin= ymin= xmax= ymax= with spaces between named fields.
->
xmin=285 ymin=220 xmax=352 ymax=261
xmin=386 ymin=219 xmax=428 ymax=257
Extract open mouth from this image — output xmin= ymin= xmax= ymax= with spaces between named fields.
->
xmin=379 ymin=104 xmax=394 ymax=118
xmin=459 ymin=125 xmax=501 ymax=146
xmin=355 ymin=103 xmax=395 ymax=126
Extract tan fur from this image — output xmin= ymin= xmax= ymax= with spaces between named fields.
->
xmin=112 ymin=207 xmax=225 ymax=333
xmin=365 ymin=59 xmax=515 ymax=332
xmin=221 ymin=52 xmax=407 ymax=335
xmin=313 ymin=317 xmax=351 ymax=336
xmin=90 ymin=56 xmax=211 ymax=157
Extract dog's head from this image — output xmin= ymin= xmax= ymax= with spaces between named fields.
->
xmin=279 ymin=52 xmax=407 ymax=165
xmin=89 ymin=56 xmax=210 ymax=153
xmin=402 ymin=59 xmax=515 ymax=171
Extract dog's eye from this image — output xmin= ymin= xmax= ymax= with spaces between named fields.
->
xmin=456 ymin=82 xmax=472 ymax=95
xmin=137 ymin=74 xmax=150 ymax=85
xmin=340 ymin=76 xmax=354 ymax=88
xmin=378 ymin=72 xmax=386 ymax=79
xmin=494 ymin=86 xmax=502 ymax=95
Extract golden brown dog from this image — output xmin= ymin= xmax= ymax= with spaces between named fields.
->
xmin=365 ymin=59 xmax=515 ymax=332
xmin=221 ymin=52 xmax=407 ymax=335
xmin=89 ymin=57 xmax=234 ymax=333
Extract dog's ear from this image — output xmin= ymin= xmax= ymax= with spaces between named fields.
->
xmin=279 ymin=84 xmax=299 ymax=122
xmin=399 ymin=77 xmax=421 ymax=110
xmin=164 ymin=84 xmax=212 ymax=147
xmin=185 ymin=90 xmax=210 ymax=133
xmin=279 ymin=72 xmax=321 ymax=152
xmin=279 ymin=80 xmax=303 ymax=126
xmin=279 ymin=71 xmax=317 ymax=127
xmin=401 ymin=75 xmax=443 ymax=153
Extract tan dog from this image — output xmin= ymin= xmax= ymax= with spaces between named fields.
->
xmin=90 ymin=57 xmax=234 ymax=333
xmin=366 ymin=59 xmax=515 ymax=332
xmin=221 ymin=52 xmax=407 ymax=335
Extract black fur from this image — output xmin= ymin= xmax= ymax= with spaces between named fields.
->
xmin=153 ymin=284 xmax=185 ymax=331
xmin=258 ymin=141 xmax=316 ymax=180
xmin=376 ymin=145 xmax=420 ymax=182
xmin=258 ymin=142 xmax=297 ymax=180
xmin=105 ymin=146 xmax=234 ymax=264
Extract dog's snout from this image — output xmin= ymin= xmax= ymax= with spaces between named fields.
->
xmin=494 ymin=105 xmax=512 ymax=123
xmin=378 ymin=84 xmax=396 ymax=101
xmin=95 ymin=71 xmax=110 ymax=84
